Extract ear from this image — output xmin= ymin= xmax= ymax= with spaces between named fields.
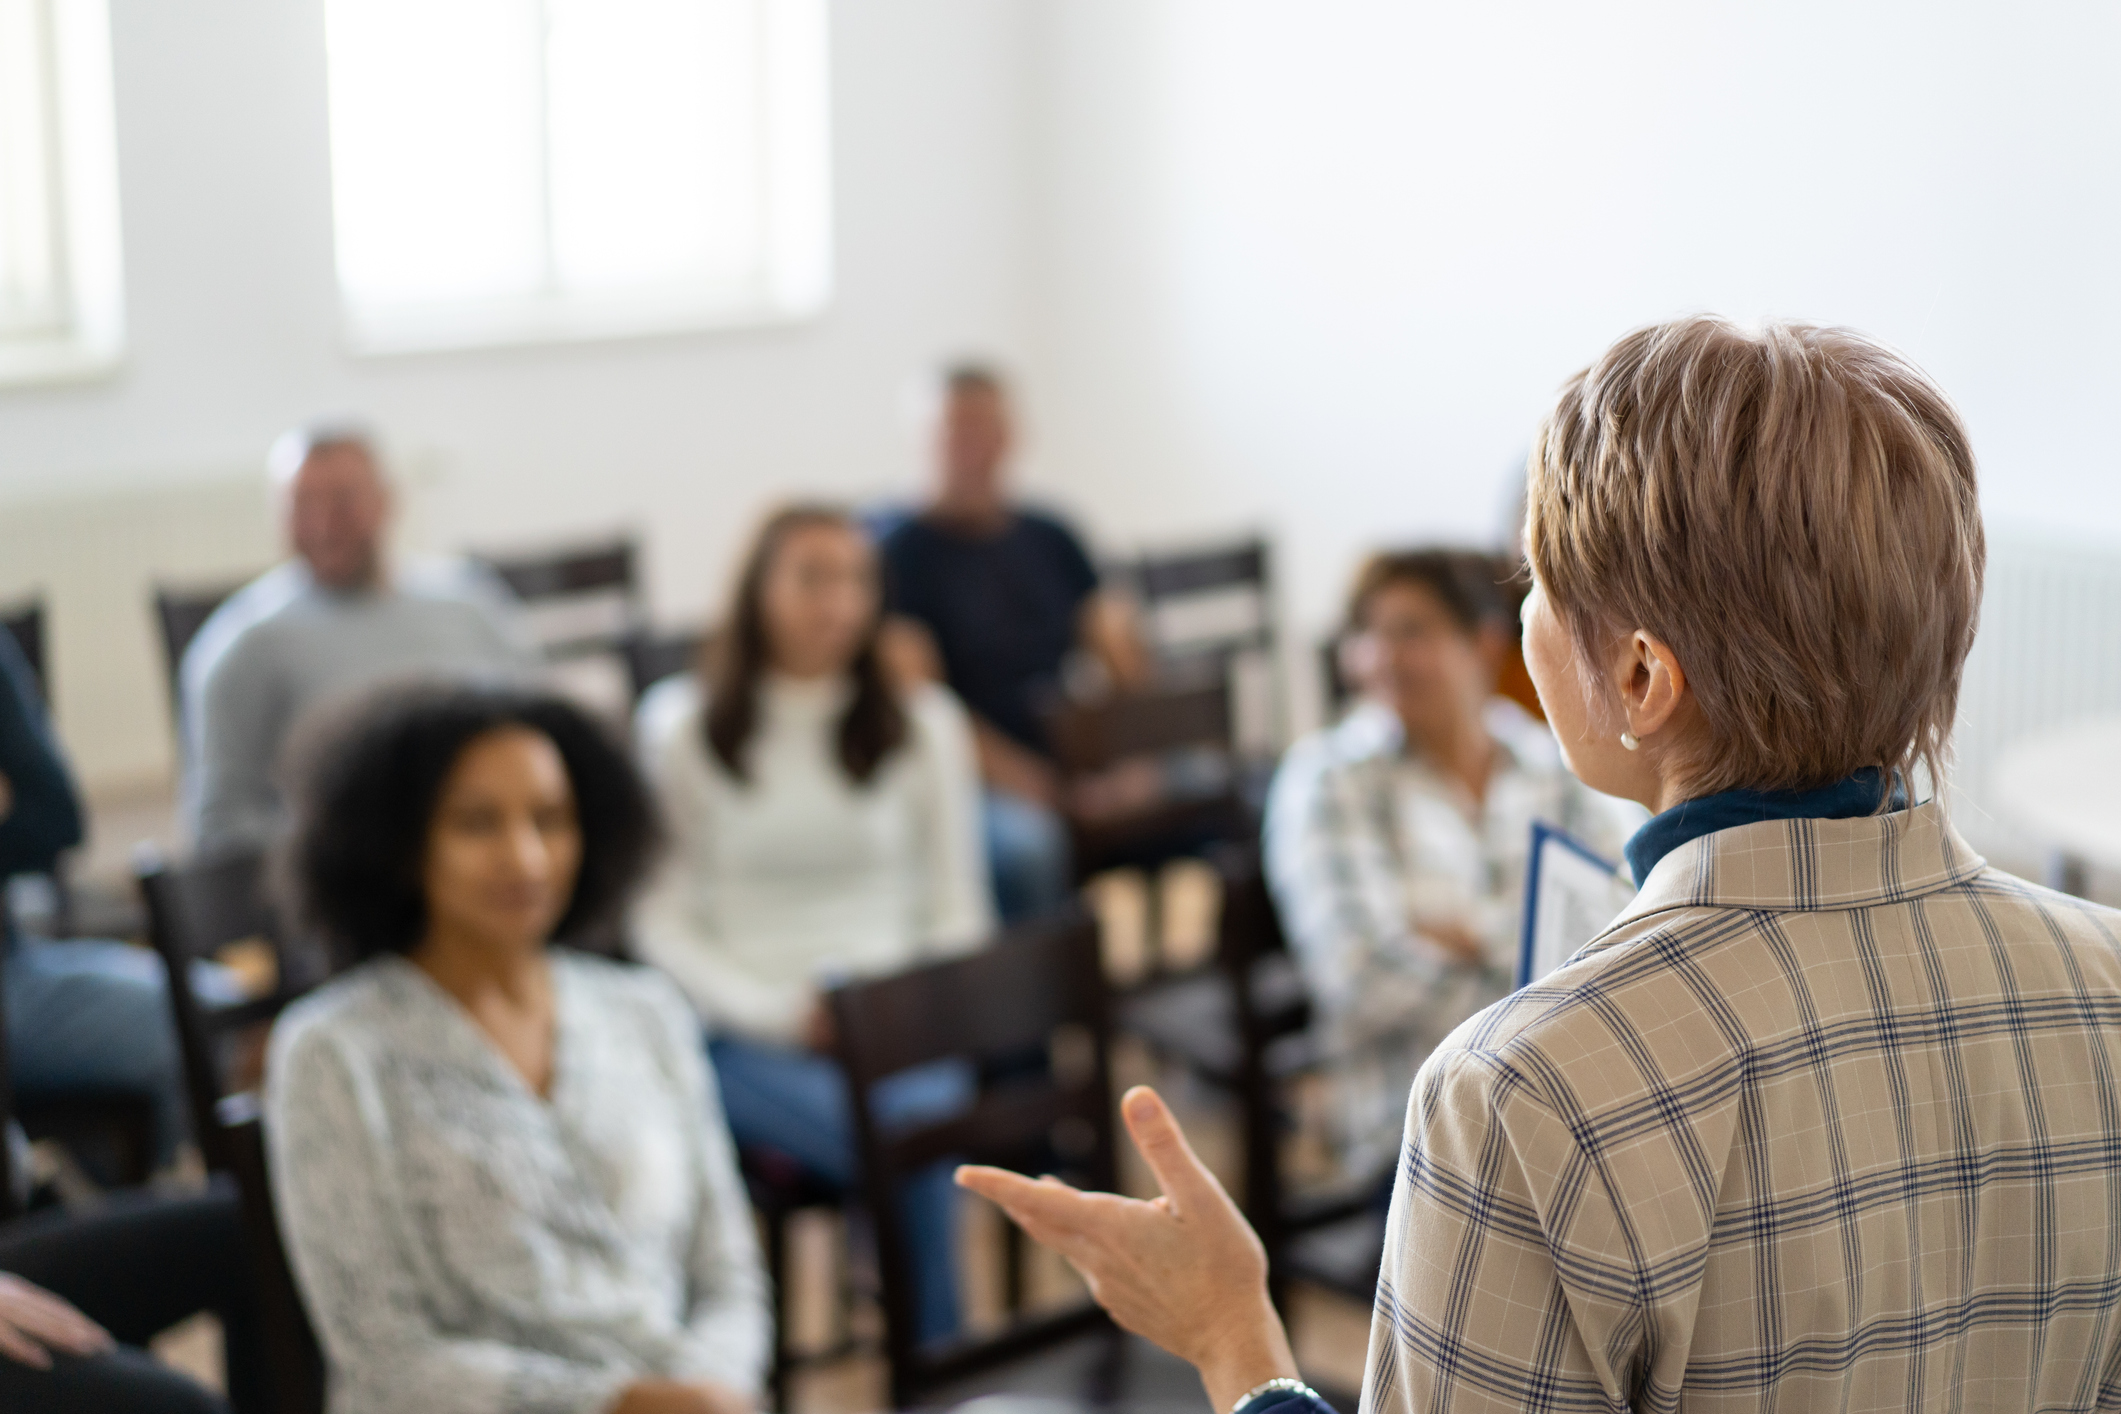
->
xmin=1608 ymin=628 xmax=1688 ymax=741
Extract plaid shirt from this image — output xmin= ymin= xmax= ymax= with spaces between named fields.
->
xmin=1264 ymin=699 xmax=1638 ymax=1181
xmin=1360 ymin=799 xmax=2121 ymax=1414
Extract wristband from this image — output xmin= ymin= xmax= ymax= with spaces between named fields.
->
xmin=1227 ymin=1376 xmax=1322 ymax=1414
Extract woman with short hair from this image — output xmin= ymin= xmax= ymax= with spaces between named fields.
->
xmin=961 ymin=317 xmax=2121 ymax=1414
xmin=267 ymin=685 xmax=769 ymax=1414
xmin=632 ymin=504 xmax=990 ymax=1346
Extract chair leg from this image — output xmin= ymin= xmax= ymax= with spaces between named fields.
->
xmin=765 ymin=1206 xmax=793 ymax=1413
xmin=1002 ymin=1218 xmax=1027 ymax=1315
xmin=1087 ymin=1324 xmax=1128 ymax=1404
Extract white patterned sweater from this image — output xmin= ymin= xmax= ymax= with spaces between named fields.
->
xmin=265 ymin=952 xmax=770 ymax=1414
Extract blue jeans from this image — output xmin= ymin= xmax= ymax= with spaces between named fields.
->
xmin=4 ymin=939 xmax=188 ymax=1169
xmin=982 ymin=787 xmax=1072 ymax=922
xmin=708 ymin=1037 xmax=972 ymax=1347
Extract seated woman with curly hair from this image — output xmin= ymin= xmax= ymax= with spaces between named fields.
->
xmin=265 ymin=684 xmax=769 ymax=1414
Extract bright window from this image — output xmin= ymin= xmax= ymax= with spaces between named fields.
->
xmin=0 ymin=0 xmax=124 ymax=385
xmin=322 ymin=0 xmax=832 ymax=354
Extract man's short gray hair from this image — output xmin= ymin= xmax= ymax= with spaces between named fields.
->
xmin=267 ymin=418 xmax=380 ymax=488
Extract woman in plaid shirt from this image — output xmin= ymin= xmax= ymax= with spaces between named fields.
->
xmin=963 ymin=316 xmax=2121 ymax=1414
xmin=1263 ymin=549 xmax=1637 ymax=1189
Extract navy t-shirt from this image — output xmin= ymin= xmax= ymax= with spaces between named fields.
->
xmin=880 ymin=509 xmax=1100 ymax=755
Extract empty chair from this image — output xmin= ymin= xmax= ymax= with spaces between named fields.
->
xmin=1120 ymin=844 xmax=1381 ymax=1313
xmin=1128 ymin=536 xmax=1285 ymax=748
xmin=829 ymin=910 xmax=1120 ymax=1408
xmin=621 ymin=625 xmax=707 ymax=705
xmin=477 ymin=535 xmax=646 ymax=662
xmin=1043 ymin=662 xmax=1254 ymax=967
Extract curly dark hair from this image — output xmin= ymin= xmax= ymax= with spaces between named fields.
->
xmin=276 ymin=681 xmax=661 ymax=965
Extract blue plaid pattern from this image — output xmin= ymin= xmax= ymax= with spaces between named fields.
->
xmin=1360 ymin=799 xmax=2121 ymax=1414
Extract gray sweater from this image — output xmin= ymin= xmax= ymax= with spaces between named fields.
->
xmin=180 ymin=558 xmax=535 ymax=855
xmin=265 ymin=952 xmax=772 ymax=1414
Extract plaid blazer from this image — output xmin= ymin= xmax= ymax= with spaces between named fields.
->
xmin=1362 ymin=799 xmax=2121 ymax=1414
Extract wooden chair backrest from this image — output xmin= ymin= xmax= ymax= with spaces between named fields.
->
xmin=218 ymin=1096 xmax=326 ymax=1414
xmin=137 ymin=848 xmax=328 ymax=1172
xmin=1044 ymin=665 xmax=1233 ymax=777
xmin=477 ymin=537 xmax=645 ymax=661
xmin=621 ymin=627 xmax=706 ymax=705
xmin=1 ymin=598 xmax=48 ymax=708
xmin=829 ymin=912 xmax=1117 ymax=1406
xmin=152 ymin=579 xmax=246 ymax=727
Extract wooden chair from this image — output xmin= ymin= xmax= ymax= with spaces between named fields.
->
xmin=621 ymin=626 xmax=706 ymax=705
xmin=217 ymin=1095 xmax=327 ymax=1414
xmin=829 ymin=912 xmax=1122 ymax=1409
xmin=152 ymin=578 xmax=248 ymax=729
xmin=1119 ymin=844 xmax=1384 ymax=1306
xmin=1044 ymin=662 xmax=1253 ymax=880
xmin=1045 ymin=665 xmax=1256 ymax=984
xmin=137 ymin=847 xmax=328 ymax=1413
xmin=137 ymin=849 xmax=326 ymax=1167
xmin=477 ymin=536 xmax=646 ymax=662
xmin=1 ymin=598 xmax=48 ymax=707
xmin=1127 ymin=537 xmax=1285 ymax=748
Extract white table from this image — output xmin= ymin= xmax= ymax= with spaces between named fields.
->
xmin=1992 ymin=714 xmax=2121 ymax=894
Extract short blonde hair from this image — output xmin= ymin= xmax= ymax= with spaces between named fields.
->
xmin=1526 ymin=317 xmax=1983 ymax=798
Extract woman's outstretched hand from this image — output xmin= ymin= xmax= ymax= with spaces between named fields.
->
xmin=955 ymin=1085 xmax=1298 ymax=1412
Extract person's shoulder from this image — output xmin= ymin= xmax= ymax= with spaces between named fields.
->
xmin=1955 ymin=865 xmax=2121 ymax=967
xmin=555 ymin=951 xmax=698 ymax=1048
xmin=192 ymin=563 xmax=312 ymax=671
xmin=396 ymin=554 xmax=508 ymax=602
xmin=1012 ymin=506 xmax=1091 ymax=552
xmin=636 ymin=672 xmax=706 ymax=762
xmin=267 ymin=960 xmax=406 ymax=1078
xmin=902 ymin=680 xmax=972 ymax=740
xmin=877 ymin=508 xmax=940 ymax=558
xmin=1283 ymin=704 xmax=1401 ymax=778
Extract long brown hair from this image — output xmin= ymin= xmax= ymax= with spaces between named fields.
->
xmin=704 ymin=504 xmax=908 ymax=785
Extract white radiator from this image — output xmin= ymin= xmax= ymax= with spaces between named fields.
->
xmin=0 ymin=475 xmax=275 ymax=793
xmin=1952 ymin=527 xmax=2121 ymax=874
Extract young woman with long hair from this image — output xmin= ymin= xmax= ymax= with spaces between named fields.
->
xmin=632 ymin=504 xmax=990 ymax=1347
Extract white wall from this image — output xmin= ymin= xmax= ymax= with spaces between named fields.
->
xmin=0 ymin=0 xmax=1038 ymax=788
xmin=12 ymin=0 xmax=2121 ymax=788
xmin=1025 ymin=0 xmax=2121 ymax=722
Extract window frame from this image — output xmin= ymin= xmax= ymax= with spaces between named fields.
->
xmin=321 ymin=0 xmax=834 ymax=358
xmin=0 ymin=0 xmax=125 ymax=388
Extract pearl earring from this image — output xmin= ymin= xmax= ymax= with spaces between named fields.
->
xmin=1620 ymin=731 xmax=1641 ymax=751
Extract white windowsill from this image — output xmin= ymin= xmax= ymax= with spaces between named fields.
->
xmin=339 ymin=284 xmax=831 ymax=358
xmin=0 ymin=335 xmax=124 ymax=390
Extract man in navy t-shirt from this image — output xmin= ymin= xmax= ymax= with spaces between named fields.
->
xmin=880 ymin=364 xmax=1149 ymax=919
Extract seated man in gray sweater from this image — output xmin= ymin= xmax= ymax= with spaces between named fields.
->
xmin=181 ymin=422 xmax=537 ymax=857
